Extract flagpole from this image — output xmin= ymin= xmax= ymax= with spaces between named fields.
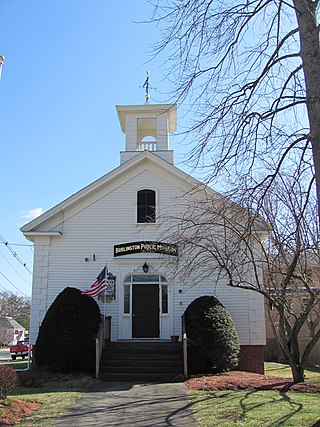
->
xmin=103 ymin=263 xmax=108 ymax=341
xmin=0 ymin=56 xmax=5 ymax=80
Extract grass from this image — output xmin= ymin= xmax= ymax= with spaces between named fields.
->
xmin=11 ymin=390 xmax=85 ymax=427
xmin=8 ymin=374 xmax=97 ymax=427
xmin=190 ymin=362 xmax=320 ymax=427
xmin=190 ymin=389 xmax=320 ymax=426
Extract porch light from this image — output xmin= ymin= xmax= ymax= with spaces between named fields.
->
xmin=142 ymin=262 xmax=149 ymax=273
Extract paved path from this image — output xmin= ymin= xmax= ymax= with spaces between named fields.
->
xmin=53 ymin=381 xmax=198 ymax=427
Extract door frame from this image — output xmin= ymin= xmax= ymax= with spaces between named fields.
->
xmin=119 ymin=273 xmax=172 ymax=340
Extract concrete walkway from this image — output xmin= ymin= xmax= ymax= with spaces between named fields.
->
xmin=53 ymin=381 xmax=198 ymax=427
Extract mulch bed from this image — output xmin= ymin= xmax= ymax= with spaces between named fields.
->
xmin=186 ymin=371 xmax=320 ymax=393
xmin=0 ymin=399 xmax=40 ymax=426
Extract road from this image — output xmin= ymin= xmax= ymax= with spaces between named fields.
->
xmin=0 ymin=347 xmax=12 ymax=362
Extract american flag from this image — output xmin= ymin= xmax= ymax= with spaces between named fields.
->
xmin=81 ymin=265 xmax=108 ymax=297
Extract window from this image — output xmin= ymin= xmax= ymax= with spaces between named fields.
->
xmin=137 ymin=189 xmax=155 ymax=223
xmin=124 ymin=284 xmax=130 ymax=314
xmin=123 ymin=274 xmax=169 ymax=315
xmin=161 ymin=284 xmax=168 ymax=314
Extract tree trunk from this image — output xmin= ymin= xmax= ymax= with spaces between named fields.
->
xmin=290 ymin=363 xmax=305 ymax=383
xmin=294 ymin=0 xmax=320 ymax=223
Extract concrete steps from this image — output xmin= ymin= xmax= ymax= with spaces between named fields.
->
xmin=99 ymin=341 xmax=184 ymax=382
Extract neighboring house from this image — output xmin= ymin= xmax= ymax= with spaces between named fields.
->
xmin=21 ymin=103 xmax=266 ymax=373
xmin=0 ymin=317 xmax=25 ymax=346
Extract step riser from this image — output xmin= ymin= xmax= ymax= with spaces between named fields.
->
xmin=103 ymin=349 xmax=182 ymax=355
xmin=100 ymin=366 xmax=182 ymax=374
xmin=104 ymin=344 xmax=182 ymax=350
xmin=101 ymin=354 xmax=182 ymax=360
xmin=99 ymin=374 xmax=185 ymax=382
xmin=102 ymin=360 xmax=182 ymax=368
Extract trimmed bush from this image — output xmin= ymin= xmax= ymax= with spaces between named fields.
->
xmin=34 ymin=287 xmax=101 ymax=373
xmin=0 ymin=366 xmax=18 ymax=399
xmin=184 ymin=295 xmax=240 ymax=373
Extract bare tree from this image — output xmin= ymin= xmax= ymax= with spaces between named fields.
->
xmin=0 ymin=291 xmax=31 ymax=330
xmin=149 ymin=0 xmax=320 ymax=221
xmin=148 ymin=0 xmax=320 ymax=383
xmin=164 ymin=167 xmax=320 ymax=383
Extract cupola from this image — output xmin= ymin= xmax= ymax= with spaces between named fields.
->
xmin=116 ymin=104 xmax=177 ymax=165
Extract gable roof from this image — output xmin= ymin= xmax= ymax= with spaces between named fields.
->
xmin=21 ymin=150 xmax=268 ymax=237
xmin=21 ymin=151 xmax=210 ymax=235
xmin=0 ymin=317 xmax=25 ymax=331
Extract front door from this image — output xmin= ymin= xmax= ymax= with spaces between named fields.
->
xmin=132 ymin=284 xmax=159 ymax=338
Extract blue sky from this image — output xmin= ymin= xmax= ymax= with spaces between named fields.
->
xmin=0 ymin=1 xmax=189 ymax=298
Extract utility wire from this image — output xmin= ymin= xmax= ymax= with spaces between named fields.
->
xmin=0 ymin=289 xmax=8 ymax=298
xmin=0 ymin=252 xmax=31 ymax=286
xmin=0 ymin=271 xmax=29 ymax=297
xmin=0 ymin=242 xmax=33 ymax=247
xmin=0 ymin=234 xmax=32 ymax=274
xmin=0 ymin=284 xmax=29 ymax=300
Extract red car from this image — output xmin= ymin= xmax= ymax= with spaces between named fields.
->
xmin=9 ymin=340 xmax=32 ymax=360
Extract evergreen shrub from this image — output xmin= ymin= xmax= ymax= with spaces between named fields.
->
xmin=184 ymin=295 xmax=240 ymax=373
xmin=34 ymin=287 xmax=101 ymax=373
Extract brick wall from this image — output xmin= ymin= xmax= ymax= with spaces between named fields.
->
xmin=238 ymin=345 xmax=265 ymax=374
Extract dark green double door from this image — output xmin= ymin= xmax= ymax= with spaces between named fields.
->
xmin=132 ymin=284 xmax=159 ymax=338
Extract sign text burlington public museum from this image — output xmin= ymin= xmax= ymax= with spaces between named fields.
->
xmin=114 ymin=241 xmax=178 ymax=257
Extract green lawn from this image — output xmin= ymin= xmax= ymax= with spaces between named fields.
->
xmin=9 ymin=375 xmax=97 ymax=427
xmin=190 ymin=363 xmax=320 ymax=427
xmin=190 ymin=389 xmax=320 ymax=427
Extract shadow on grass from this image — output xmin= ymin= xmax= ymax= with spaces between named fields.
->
xmin=239 ymin=389 xmax=303 ymax=426
xmin=190 ymin=388 xmax=313 ymax=426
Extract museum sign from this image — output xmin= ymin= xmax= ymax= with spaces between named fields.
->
xmin=114 ymin=241 xmax=178 ymax=257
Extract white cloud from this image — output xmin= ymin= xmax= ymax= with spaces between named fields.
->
xmin=20 ymin=208 xmax=44 ymax=221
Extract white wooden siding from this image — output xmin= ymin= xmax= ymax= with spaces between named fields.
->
xmin=29 ymin=162 xmax=266 ymax=346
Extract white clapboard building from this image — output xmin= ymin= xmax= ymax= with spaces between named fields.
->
xmin=21 ymin=103 xmax=266 ymax=373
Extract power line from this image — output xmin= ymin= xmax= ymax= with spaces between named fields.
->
xmin=0 ymin=289 xmax=8 ymax=298
xmin=0 ymin=234 xmax=32 ymax=274
xmin=0 ymin=272 xmax=29 ymax=297
xmin=0 ymin=242 xmax=33 ymax=247
xmin=0 ymin=284 xmax=29 ymax=300
xmin=0 ymin=252 xmax=31 ymax=286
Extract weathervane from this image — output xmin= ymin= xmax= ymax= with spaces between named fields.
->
xmin=143 ymin=71 xmax=150 ymax=104
xmin=140 ymin=71 xmax=157 ymax=104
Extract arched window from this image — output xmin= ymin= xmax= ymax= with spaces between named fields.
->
xmin=137 ymin=189 xmax=156 ymax=223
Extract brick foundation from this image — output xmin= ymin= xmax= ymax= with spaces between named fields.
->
xmin=238 ymin=345 xmax=265 ymax=374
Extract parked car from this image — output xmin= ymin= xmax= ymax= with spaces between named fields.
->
xmin=9 ymin=340 xmax=32 ymax=360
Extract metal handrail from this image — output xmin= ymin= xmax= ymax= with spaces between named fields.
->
xmin=14 ymin=346 xmax=32 ymax=372
xmin=181 ymin=314 xmax=188 ymax=379
xmin=95 ymin=316 xmax=111 ymax=379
